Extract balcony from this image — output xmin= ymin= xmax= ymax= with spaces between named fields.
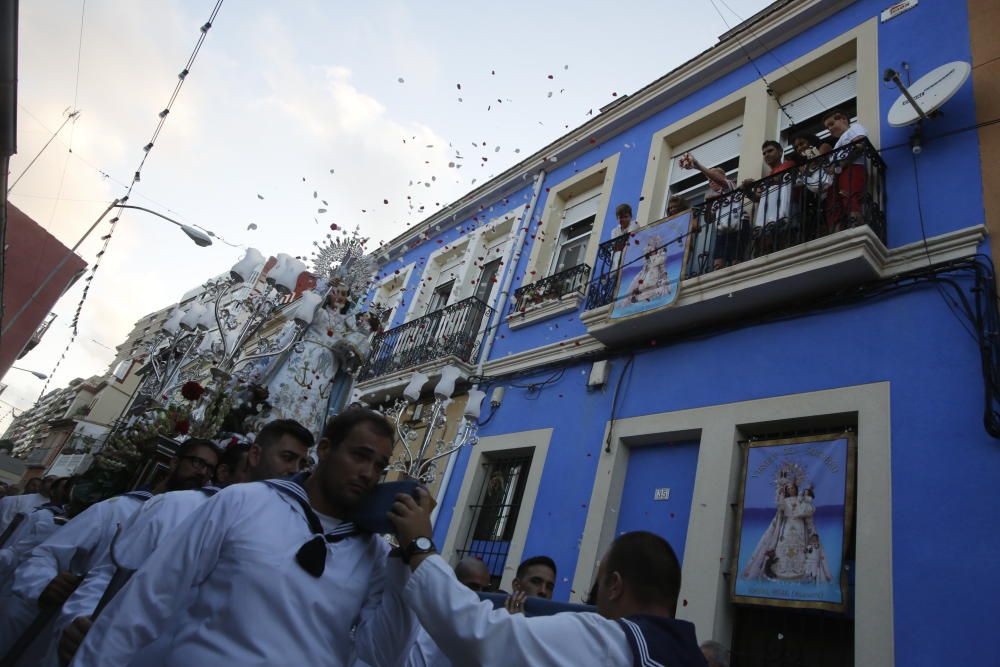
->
xmin=508 ymin=263 xmax=590 ymax=330
xmin=357 ymin=296 xmax=493 ymax=384
xmin=582 ymin=139 xmax=888 ymax=346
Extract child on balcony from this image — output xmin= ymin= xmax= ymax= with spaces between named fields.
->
xmin=822 ymin=110 xmax=869 ymax=232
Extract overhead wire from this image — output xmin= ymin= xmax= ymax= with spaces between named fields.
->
xmin=706 ymin=0 xmax=794 ymax=124
xmin=37 ymin=0 xmax=225 ymax=399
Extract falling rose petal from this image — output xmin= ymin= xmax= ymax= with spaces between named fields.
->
xmin=329 ymin=168 xmax=335 ymax=173
xmin=256 ymin=194 xmax=264 ymax=200
xmin=397 ymin=77 xmax=405 ymax=83
xmin=547 ymin=74 xmax=554 ymax=79
xmin=384 ymin=199 xmax=389 ymax=204
xmin=318 ymin=208 xmax=327 ymax=213
xmin=247 ymin=223 xmax=257 ymax=230
xmin=456 ymin=83 xmax=462 ymax=90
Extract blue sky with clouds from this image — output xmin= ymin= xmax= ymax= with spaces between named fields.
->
xmin=2 ymin=0 xmax=772 ymax=429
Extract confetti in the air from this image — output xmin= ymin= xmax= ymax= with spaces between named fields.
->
xmin=256 ymin=194 xmax=264 ymax=200
xmin=247 ymin=223 xmax=257 ymax=230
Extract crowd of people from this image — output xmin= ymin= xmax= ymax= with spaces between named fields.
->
xmin=612 ymin=109 xmax=870 ymax=274
xmin=0 ymin=408 xmax=737 ymax=666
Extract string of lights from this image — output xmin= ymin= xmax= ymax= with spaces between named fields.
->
xmin=37 ymin=0 xmax=225 ymax=399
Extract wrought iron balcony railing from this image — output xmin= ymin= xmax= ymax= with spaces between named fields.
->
xmin=511 ymin=263 xmax=591 ymax=315
xmin=358 ymin=296 xmax=493 ymax=382
xmin=586 ymin=137 xmax=887 ymax=310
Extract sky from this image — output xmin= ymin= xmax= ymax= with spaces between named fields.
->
xmin=1 ymin=0 xmax=773 ymax=431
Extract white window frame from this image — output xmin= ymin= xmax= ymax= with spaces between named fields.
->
xmin=572 ymin=382 xmax=893 ymax=666
xmin=440 ymin=428 xmax=552 ymax=593
xmin=548 ymin=188 xmax=601 ymax=276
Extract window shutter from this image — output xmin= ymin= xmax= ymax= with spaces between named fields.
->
xmin=560 ymin=191 xmax=602 ymax=228
xmin=778 ymin=71 xmax=858 ymax=131
xmin=668 ymin=126 xmax=744 ymax=185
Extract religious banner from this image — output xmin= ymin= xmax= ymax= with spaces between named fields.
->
xmin=609 ymin=210 xmax=694 ymax=319
xmin=732 ymin=433 xmax=856 ymax=612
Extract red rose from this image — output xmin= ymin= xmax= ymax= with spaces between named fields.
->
xmin=181 ymin=381 xmax=205 ymax=401
xmin=175 ymin=419 xmax=191 ymax=435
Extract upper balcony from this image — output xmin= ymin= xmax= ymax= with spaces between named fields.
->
xmin=357 ymin=296 xmax=493 ymax=388
xmin=582 ymin=139 xmax=889 ymax=346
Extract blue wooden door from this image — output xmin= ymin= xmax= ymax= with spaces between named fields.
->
xmin=615 ymin=441 xmax=700 ymax=562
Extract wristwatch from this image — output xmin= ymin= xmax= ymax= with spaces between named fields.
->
xmin=402 ymin=536 xmax=436 ymax=563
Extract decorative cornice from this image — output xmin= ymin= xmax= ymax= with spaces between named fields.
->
xmin=481 ymin=334 xmax=604 ymax=378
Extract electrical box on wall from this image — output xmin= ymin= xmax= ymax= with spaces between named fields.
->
xmin=588 ymin=360 xmax=609 ymax=388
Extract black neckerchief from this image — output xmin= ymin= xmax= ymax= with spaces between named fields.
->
xmin=263 ymin=474 xmax=367 ymax=578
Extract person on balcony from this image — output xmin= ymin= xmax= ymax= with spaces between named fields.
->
xmin=791 ymin=133 xmax=835 ymax=240
xmin=743 ymin=141 xmax=798 ymax=254
xmin=822 ymin=110 xmax=869 ymax=232
xmin=613 ymin=204 xmax=639 ymax=239
xmin=667 ymin=195 xmax=690 ymax=217
xmin=679 ymin=153 xmax=747 ymax=271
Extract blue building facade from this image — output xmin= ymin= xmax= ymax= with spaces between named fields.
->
xmin=355 ymin=1 xmax=998 ymax=664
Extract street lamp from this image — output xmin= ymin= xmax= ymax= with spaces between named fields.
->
xmin=9 ymin=367 xmax=47 ymax=380
xmin=2 ymin=198 xmax=215 ymax=336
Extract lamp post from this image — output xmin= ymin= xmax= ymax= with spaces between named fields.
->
xmin=1 ymin=198 xmax=214 ymax=337
xmin=8 ymin=367 xmax=47 ymax=380
xmin=384 ymin=364 xmax=485 ymax=483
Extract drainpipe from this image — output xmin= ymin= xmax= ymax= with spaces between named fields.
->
xmin=431 ymin=168 xmax=548 ymax=527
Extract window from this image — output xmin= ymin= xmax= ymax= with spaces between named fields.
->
xmin=779 ymin=71 xmax=858 ymax=151
xmin=474 ymin=259 xmax=502 ymax=304
xmin=456 ymin=453 xmax=533 ymax=590
xmin=666 ymin=125 xmax=743 ymax=210
xmin=426 ymin=280 xmax=454 ymax=314
xmin=550 ymin=191 xmax=600 ymax=275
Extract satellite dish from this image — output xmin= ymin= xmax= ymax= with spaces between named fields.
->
xmin=888 ymin=61 xmax=971 ymax=127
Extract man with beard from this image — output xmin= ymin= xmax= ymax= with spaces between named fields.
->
xmin=57 ymin=419 xmax=313 ymax=666
xmin=0 ymin=439 xmax=219 ymax=666
xmin=72 ymin=409 xmax=417 ymax=667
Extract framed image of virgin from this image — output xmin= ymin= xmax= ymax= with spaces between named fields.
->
xmin=731 ymin=433 xmax=856 ymax=612
xmin=609 ymin=210 xmax=694 ymax=320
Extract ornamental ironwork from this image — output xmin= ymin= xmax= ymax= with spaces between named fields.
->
xmin=358 ymin=296 xmax=493 ymax=381
xmin=511 ymin=263 xmax=591 ymax=314
xmin=584 ymin=137 xmax=887 ymax=310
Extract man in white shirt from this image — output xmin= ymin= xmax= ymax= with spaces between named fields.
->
xmin=0 ymin=478 xmax=72 ymax=579
xmin=56 ymin=419 xmax=313 ymax=666
xmin=822 ymin=109 xmax=869 ymax=231
xmin=71 ymin=408 xmax=417 ymax=667
xmin=389 ymin=489 xmax=707 ymax=667
xmin=405 ymin=557 xmax=492 ymax=667
xmin=0 ymin=439 xmax=219 ymax=666
xmin=0 ymin=476 xmax=55 ymax=536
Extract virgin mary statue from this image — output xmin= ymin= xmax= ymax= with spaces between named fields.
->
xmin=244 ymin=278 xmax=376 ymax=438
xmin=741 ymin=467 xmax=829 ymax=582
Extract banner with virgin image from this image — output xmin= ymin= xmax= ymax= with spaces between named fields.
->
xmin=732 ymin=434 xmax=856 ymax=612
xmin=609 ymin=210 xmax=693 ymax=319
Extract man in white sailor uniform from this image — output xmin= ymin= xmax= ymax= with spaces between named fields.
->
xmin=0 ymin=476 xmax=56 ymax=536
xmin=0 ymin=478 xmax=72 ymax=579
xmin=404 ymin=557 xmax=493 ymax=667
xmin=0 ymin=439 xmax=219 ymax=666
xmin=72 ymin=408 xmax=418 ymax=667
xmin=58 ymin=419 xmax=313 ymax=666
xmin=389 ymin=489 xmax=708 ymax=667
